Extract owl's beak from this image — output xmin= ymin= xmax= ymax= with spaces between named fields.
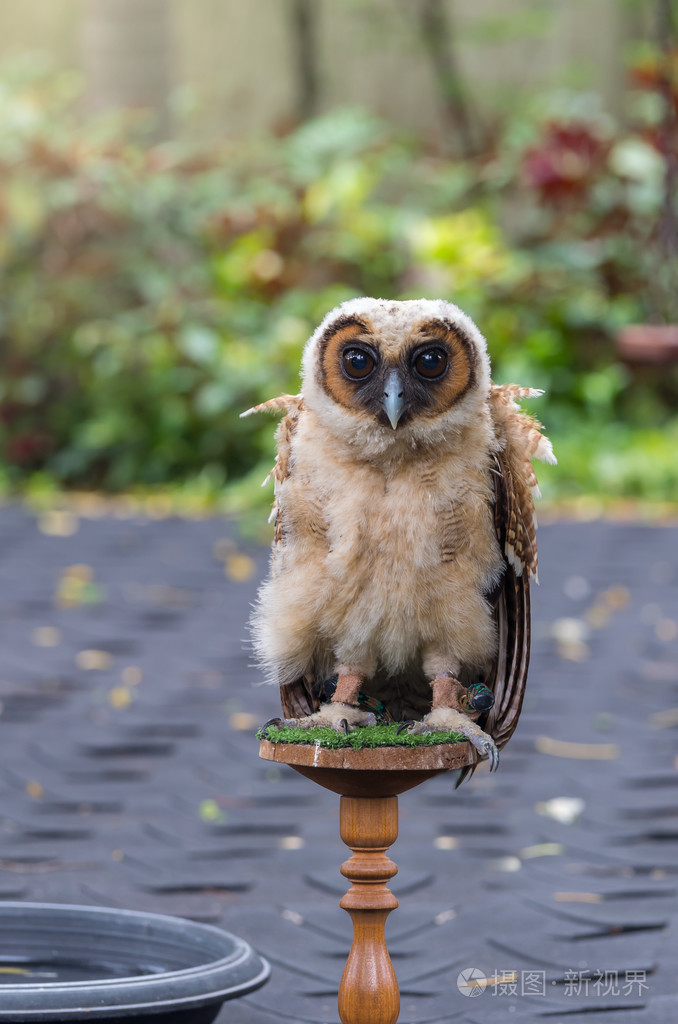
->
xmin=382 ymin=370 xmax=406 ymax=429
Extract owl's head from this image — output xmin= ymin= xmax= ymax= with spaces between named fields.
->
xmin=301 ymin=298 xmax=492 ymax=454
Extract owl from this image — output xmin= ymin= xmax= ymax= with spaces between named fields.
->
xmin=243 ymin=298 xmax=555 ymax=774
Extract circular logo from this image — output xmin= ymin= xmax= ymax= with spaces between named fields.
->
xmin=457 ymin=967 xmax=487 ymax=997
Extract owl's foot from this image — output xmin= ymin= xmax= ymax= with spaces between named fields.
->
xmin=407 ymin=707 xmax=499 ymax=771
xmin=283 ymin=702 xmax=377 ymax=734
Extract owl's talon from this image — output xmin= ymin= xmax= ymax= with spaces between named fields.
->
xmin=468 ymin=733 xmax=500 ymax=772
xmin=259 ymin=717 xmax=281 ymax=737
xmin=405 ymin=720 xmax=429 ymax=736
xmin=282 ymin=704 xmax=377 ymax=731
xmin=396 ymin=720 xmax=415 ymax=735
xmin=412 ymin=707 xmax=500 ymax=770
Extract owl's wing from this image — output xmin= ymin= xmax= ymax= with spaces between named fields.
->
xmin=240 ymin=393 xmax=305 ymax=539
xmin=241 ymin=394 xmax=321 ymax=719
xmin=482 ymin=385 xmax=556 ymax=752
xmin=240 ymin=394 xmax=304 ymax=420
xmin=481 ymin=449 xmax=531 ymax=758
xmin=488 ymin=384 xmax=556 ymax=582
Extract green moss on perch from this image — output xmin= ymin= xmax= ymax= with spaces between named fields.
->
xmin=258 ymin=722 xmax=467 ymax=749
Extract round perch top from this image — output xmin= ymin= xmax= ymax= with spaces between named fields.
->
xmin=259 ymin=737 xmax=474 ymax=797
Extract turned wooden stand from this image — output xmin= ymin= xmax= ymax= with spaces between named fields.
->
xmin=259 ymin=739 xmax=474 ymax=1024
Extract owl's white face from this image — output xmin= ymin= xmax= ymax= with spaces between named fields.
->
xmin=301 ymin=298 xmax=492 ymax=455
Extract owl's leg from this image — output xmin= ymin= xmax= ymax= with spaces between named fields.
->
xmin=282 ymin=670 xmax=377 ymax=733
xmin=408 ymin=661 xmax=499 ymax=770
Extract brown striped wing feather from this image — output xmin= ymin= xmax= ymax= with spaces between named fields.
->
xmin=280 ymin=677 xmax=320 ymax=719
xmin=455 ymin=383 xmax=556 ymax=780
xmin=485 ymin=451 xmax=531 ymax=748
xmin=456 ymin=452 xmax=532 ymax=783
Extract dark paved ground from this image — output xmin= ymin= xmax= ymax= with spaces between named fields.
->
xmin=0 ymin=505 xmax=677 ymax=1023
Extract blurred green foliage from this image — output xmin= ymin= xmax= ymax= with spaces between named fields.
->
xmin=0 ymin=61 xmax=676 ymax=509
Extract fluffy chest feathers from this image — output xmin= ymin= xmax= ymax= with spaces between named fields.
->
xmin=270 ymin=409 xmax=503 ymax=675
xmin=311 ymin=446 xmax=488 ymax=576
xmin=286 ymin=406 xmax=495 ymax=545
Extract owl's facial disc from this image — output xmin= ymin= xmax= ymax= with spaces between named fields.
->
xmin=315 ymin=312 xmax=477 ymax=433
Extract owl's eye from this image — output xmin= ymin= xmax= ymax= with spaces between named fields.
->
xmin=413 ymin=347 xmax=448 ymax=380
xmin=342 ymin=347 xmax=376 ymax=380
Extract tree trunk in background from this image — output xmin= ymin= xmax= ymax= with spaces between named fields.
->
xmin=82 ymin=0 xmax=172 ymax=138
xmin=289 ymin=0 xmax=319 ymax=122
xmin=656 ymin=0 xmax=678 ymax=266
xmin=417 ymin=0 xmax=478 ymax=157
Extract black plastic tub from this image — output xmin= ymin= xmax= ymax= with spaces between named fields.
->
xmin=0 ymin=902 xmax=270 ymax=1022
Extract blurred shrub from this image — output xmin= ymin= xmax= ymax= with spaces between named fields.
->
xmin=0 ymin=61 xmax=676 ymax=504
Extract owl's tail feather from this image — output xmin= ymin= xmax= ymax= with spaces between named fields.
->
xmin=240 ymin=394 xmax=304 ymax=418
xmin=280 ymin=677 xmax=319 ymax=719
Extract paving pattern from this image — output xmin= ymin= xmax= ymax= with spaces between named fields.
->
xmin=0 ymin=504 xmax=676 ymax=1023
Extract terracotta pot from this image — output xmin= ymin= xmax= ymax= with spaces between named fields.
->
xmin=616 ymin=324 xmax=678 ymax=364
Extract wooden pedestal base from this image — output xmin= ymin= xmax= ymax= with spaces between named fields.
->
xmin=339 ymin=795 xmax=399 ymax=1024
xmin=259 ymin=739 xmax=473 ymax=1024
